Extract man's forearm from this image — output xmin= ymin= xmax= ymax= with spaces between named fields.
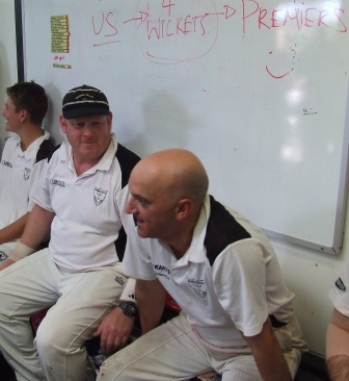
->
xmin=327 ymin=355 xmax=349 ymax=380
xmin=252 ymin=342 xmax=292 ymax=381
xmin=19 ymin=204 xmax=54 ymax=249
xmin=135 ymin=279 xmax=166 ymax=334
xmin=0 ymin=213 xmax=28 ymax=244
xmin=0 ymin=258 xmax=15 ymax=270
xmin=244 ymin=319 xmax=292 ymax=381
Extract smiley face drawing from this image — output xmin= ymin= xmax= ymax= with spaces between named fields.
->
xmin=266 ymin=43 xmax=297 ymax=79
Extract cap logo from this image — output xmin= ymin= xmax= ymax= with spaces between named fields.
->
xmin=76 ymin=93 xmax=94 ymax=100
xmin=63 ymin=99 xmax=109 ymax=107
xmin=62 ymin=85 xmax=109 ymax=119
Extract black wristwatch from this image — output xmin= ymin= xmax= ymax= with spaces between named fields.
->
xmin=117 ymin=301 xmax=138 ymax=317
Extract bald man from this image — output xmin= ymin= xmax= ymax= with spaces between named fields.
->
xmin=98 ymin=149 xmax=307 ymax=381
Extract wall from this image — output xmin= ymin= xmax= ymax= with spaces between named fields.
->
xmin=0 ymin=1 xmax=348 ymax=357
xmin=274 ymin=217 xmax=349 ymax=355
xmin=0 ymin=0 xmax=18 ymax=150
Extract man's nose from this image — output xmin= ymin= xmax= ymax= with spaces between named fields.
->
xmin=125 ymin=197 xmax=136 ymax=214
xmin=82 ymin=125 xmax=95 ymax=136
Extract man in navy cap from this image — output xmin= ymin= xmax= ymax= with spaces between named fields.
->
xmin=0 ymin=85 xmax=140 ymax=381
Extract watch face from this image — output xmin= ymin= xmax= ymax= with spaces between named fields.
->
xmin=125 ymin=304 xmax=134 ymax=313
xmin=119 ymin=302 xmax=137 ymax=317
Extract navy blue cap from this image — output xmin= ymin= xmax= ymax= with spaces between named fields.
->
xmin=62 ymin=84 xmax=110 ymax=119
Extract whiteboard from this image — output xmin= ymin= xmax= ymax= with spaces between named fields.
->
xmin=21 ymin=0 xmax=349 ymax=254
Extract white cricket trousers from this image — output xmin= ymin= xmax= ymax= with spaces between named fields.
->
xmin=0 ymin=249 xmax=127 ymax=381
xmin=97 ymin=313 xmax=307 ymax=381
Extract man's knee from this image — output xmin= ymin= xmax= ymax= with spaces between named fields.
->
xmin=35 ymin=316 xmax=71 ymax=358
xmin=97 ymin=348 xmax=135 ymax=381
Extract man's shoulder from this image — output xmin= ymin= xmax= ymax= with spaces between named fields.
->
xmin=204 ymin=196 xmax=252 ymax=265
xmin=115 ymin=143 xmax=140 ymax=166
xmin=1 ymin=136 xmax=20 ymax=160
xmin=36 ymin=138 xmax=57 ymax=163
xmin=2 ymin=135 xmax=19 ymax=149
xmin=115 ymin=143 xmax=141 ymax=188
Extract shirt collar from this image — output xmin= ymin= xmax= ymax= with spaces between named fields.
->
xmin=17 ymin=131 xmax=50 ymax=160
xmin=59 ymin=133 xmax=118 ymax=175
xmin=175 ymin=194 xmax=211 ymax=266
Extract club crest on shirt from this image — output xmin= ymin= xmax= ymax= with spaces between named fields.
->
xmin=23 ymin=167 xmax=31 ymax=181
xmin=335 ymin=277 xmax=346 ymax=292
xmin=94 ymin=187 xmax=108 ymax=205
xmin=0 ymin=250 xmax=8 ymax=262
xmin=187 ymin=278 xmax=207 ymax=298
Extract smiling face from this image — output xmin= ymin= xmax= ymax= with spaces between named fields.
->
xmin=2 ymin=97 xmax=24 ymax=133
xmin=60 ymin=113 xmax=112 ymax=163
xmin=125 ymin=149 xmax=209 ymax=247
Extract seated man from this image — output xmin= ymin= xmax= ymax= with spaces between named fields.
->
xmin=97 ymin=149 xmax=307 ymax=381
xmin=0 ymin=84 xmax=140 ymax=381
xmin=0 ymin=81 xmax=55 ymax=268
xmin=326 ymin=262 xmax=349 ymax=380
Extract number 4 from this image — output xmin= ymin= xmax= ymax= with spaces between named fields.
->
xmin=162 ymin=0 xmax=175 ymax=17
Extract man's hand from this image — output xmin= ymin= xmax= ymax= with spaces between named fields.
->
xmin=93 ymin=307 xmax=134 ymax=354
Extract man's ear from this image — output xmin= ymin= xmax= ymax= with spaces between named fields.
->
xmin=107 ymin=112 xmax=113 ymax=131
xmin=175 ymin=199 xmax=193 ymax=220
xmin=19 ymin=108 xmax=28 ymax=123
xmin=60 ymin=115 xmax=67 ymax=134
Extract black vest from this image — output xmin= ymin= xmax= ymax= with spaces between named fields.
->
xmin=204 ymin=195 xmax=251 ymax=266
xmin=113 ymin=144 xmax=140 ymax=260
xmin=35 ymin=138 xmax=56 ymax=163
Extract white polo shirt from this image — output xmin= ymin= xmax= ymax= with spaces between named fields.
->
xmin=33 ymin=135 xmax=126 ymax=272
xmin=0 ymin=132 xmax=52 ymax=229
xmin=122 ymin=194 xmax=295 ymax=349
